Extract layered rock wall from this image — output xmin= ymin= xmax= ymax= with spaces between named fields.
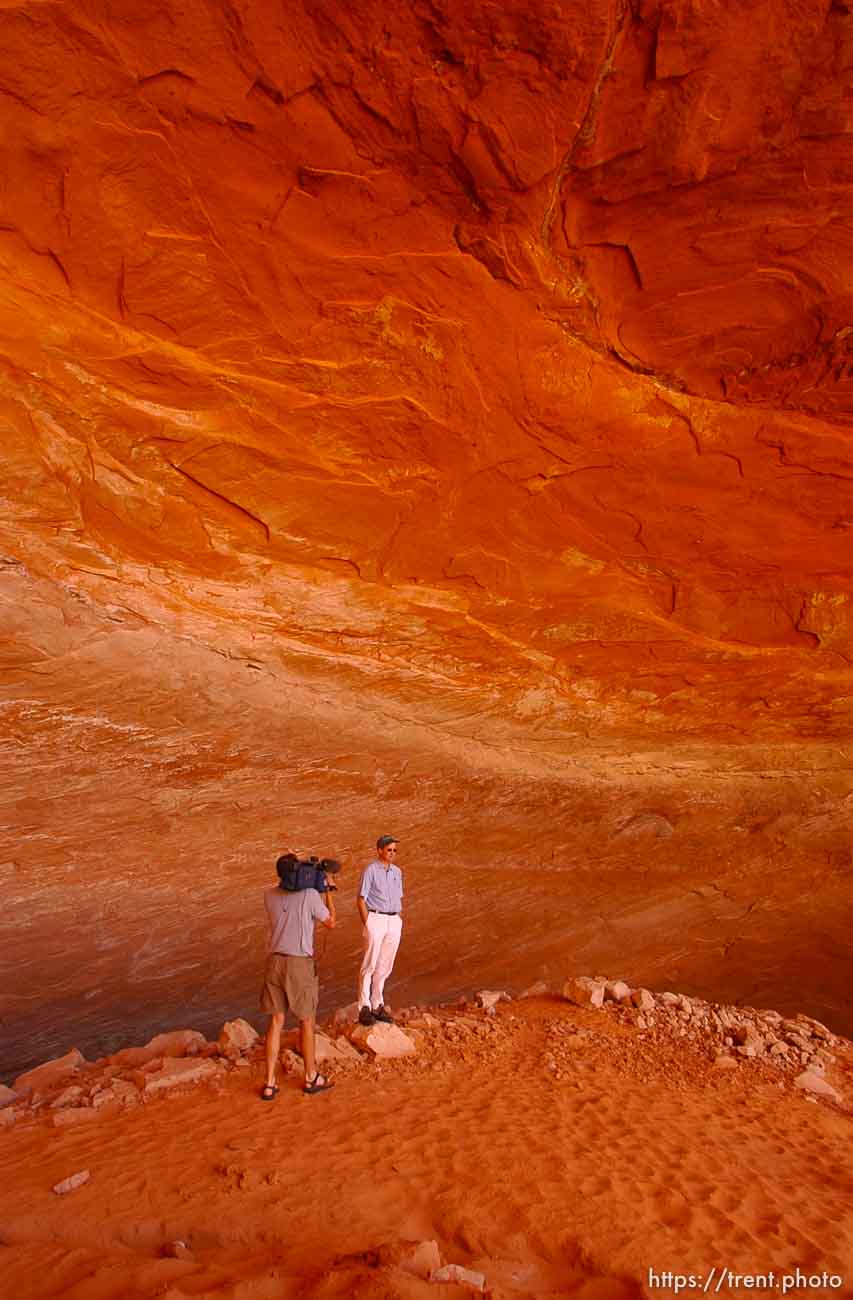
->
xmin=1 ymin=0 xmax=851 ymax=1074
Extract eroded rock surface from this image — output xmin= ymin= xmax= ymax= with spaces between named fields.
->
xmin=1 ymin=0 xmax=852 ymax=1076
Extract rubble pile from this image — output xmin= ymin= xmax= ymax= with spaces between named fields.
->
xmin=2 ymin=981 xmax=847 ymax=1131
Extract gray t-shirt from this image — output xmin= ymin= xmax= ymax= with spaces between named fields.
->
xmin=264 ymin=887 xmax=329 ymax=957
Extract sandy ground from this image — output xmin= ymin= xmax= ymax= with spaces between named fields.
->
xmin=1 ymin=999 xmax=851 ymax=1300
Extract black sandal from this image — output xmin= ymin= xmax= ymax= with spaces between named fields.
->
xmin=260 ymin=1084 xmax=279 ymax=1101
xmin=303 ymin=1072 xmax=334 ymax=1095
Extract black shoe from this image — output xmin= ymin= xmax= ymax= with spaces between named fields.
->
xmin=373 ymin=1005 xmax=394 ymax=1024
xmin=358 ymin=1006 xmax=375 ymax=1026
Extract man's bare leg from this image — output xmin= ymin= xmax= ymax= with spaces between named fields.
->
xmin=265 ymin=1012 xmax=285 ymax=1088
xmin=300 ymin=1017 xmax=316 ymax=1080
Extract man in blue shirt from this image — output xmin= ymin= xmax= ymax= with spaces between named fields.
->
xmin=357 ymin=834 xmax=403 ymax=1025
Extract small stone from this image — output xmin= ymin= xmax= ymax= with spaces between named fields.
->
xmin=217 ymin=1019 xmax=259 ymax=1059
xmin=53 ymin=1170 xmax=90 ymax=1196
xmin=280 ymin=1049 xmax=302 ymax=1074
xmin=794 ymin=1071 xmax=842 ymax=1103
xmin=475 ymin=990 xmax=510 ymax=1011
xmin=713 ymin=1054 xmax=738 ymax=1070
xmin=430 ymin=1263 xmax=486 ymax=1291
xmin=630 ymin=988 xmax=655 ymax=1011
xmin=520 ymin=981 xmax=549 ymax=998
xmin=604 ymin=980 xmax=632 ymax=1003
xmin=659 ymin=992 xmax=680 ymax=1007
xmin=161 ymin=1240 xmax=192 ymax=1259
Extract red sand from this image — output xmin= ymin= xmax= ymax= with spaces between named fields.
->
xmin=1 ymin=998 xmax=851 ymax=1299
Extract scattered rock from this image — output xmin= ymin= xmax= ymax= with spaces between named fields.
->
xmin=53 ymin=1170 xmax=90 ymax=1195
xmin=49 ymin=1085 xmax=86 ymax=1109
xmin=631 ymin=988 xmax=655 ymax=1012
xmin=217 ymin=1019 xmax=259 ymax=1060
xmin=279 ymin=1049 xmax=303 ymax=1074
xmin=351 ymin=1023 xmax=417 ymax=1058
xmin=14 ymin=1048 xmax=86 ymax=1097
xmin=713 ymin=1054 xmax=738 ymax=1070
xmin=430 ymin=1263 xmax=486 ymax=1291
xmin=605 ymin=980 xmax=632 ymax=1003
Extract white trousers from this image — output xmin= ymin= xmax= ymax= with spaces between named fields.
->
xmin=358 ymin=911 xmax=402 ymax=1009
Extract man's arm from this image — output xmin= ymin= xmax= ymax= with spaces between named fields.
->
xmin=357 ymin=866 xmax=370 ymax=925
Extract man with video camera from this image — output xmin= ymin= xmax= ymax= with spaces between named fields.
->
xmin=259 ymin=853 xmax=339 ymax=1099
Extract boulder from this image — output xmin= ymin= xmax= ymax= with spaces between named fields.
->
xmin=53 ymin=1169 xmax=90 ymax=1195
xmin=111 ymin=1029 xmax=207 ymax=1070
xmin=313 ymin=1032 xmax=362 ymax=1063
xmin=562 ymin=977 xmax=605 ymax=1008
xmin=334 ymin=1036 xmax=364 ymax=1060
xmin=141 ymin=1057 xmax=219 ymax=1094
xmin=14 ymin=1048 xmax=85 ymax=1097
xmin=217 ymin=1019 xmax=259 ymax=1059
xmin=794 ymin=1071 xmax=842 ymax=1103
xmin=0 ymin=1085 xmax=19 ymax=1110
xmin=350 ymin=1023 xmax=416 ymax=1058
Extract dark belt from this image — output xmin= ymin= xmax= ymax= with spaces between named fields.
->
xmin=369 ymin=909 xmax=400 ymax=915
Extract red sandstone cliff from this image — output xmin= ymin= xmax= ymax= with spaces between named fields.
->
xmin=0 ymin=0 xmax=851 ymax=1074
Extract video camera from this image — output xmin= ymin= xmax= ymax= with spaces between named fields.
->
xmin=276 ymin=853 xmax=341 ymax=894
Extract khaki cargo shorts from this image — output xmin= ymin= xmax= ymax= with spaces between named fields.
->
xmin=260 ymin=953 xmax=319 ymax=1019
